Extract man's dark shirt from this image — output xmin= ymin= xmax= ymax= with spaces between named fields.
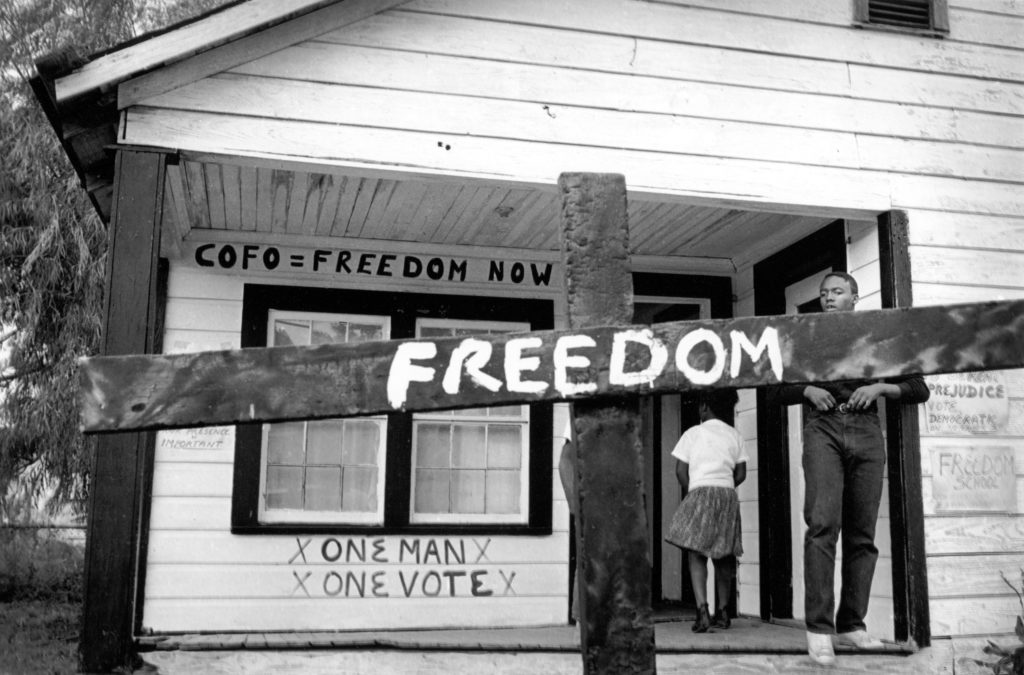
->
xmin=769 ymin=377 xmax=930 ymax=412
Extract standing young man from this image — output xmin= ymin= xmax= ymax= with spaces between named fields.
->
xmin=770 ymin=272 xmax=930 ymax=667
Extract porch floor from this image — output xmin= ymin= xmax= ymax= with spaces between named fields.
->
xmin=138 ymin=615 xmax=914 ymax=655
xmin=131 ymin=614 xmax=967 ymax=674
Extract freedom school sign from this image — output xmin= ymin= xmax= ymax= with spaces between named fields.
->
xmin=79 ymin=298 xmax=1024 ymax=433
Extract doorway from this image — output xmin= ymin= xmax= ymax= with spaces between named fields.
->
xmin=630 ymin=272 xmax=733 ymax=615
xmin=752 ymin=220 xmax=848 ymax=621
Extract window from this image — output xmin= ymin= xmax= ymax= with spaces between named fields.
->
xmin=259 ymin=311 xmax=389 ymax=525
xmin=411 ymin=319 xmax=530 ymax=524
xmin=854 ymin=0 xmax=949 ymax=35
xmin=232 ymin=285 xmax=553 ymax=535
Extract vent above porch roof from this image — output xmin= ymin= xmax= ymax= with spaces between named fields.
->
xmin=871 ymin=0 xmax=931 ymax=27
xmin=855 ymin=0 xmax=948 ymax=34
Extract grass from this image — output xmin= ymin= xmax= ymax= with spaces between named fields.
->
xmin=0 ymin=600 xmax=80 ymax=675
xmin=0 ymin=529 xmax=83 ymax=675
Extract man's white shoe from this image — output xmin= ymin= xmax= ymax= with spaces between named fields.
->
xmin=807 ymin=631 xmax=836 ymax=666
xmin=836 ymin=629 xmax=884 ymax=649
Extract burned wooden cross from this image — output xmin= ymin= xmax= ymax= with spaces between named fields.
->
xmin=80 ymin=174 xmax=1024 ymax=674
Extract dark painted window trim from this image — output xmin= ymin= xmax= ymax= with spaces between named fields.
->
xmin=853 ymin=0 xmax=949 ymax=36
xmin=231 ymin=284 xmax=553 ymax=536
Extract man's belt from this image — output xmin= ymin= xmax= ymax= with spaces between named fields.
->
xmin=832 ymin=402 xmax=875 ymax=414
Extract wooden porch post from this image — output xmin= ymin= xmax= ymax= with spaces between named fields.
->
xmin=878 ymin=210 xmax=931 ymax=647
xmin=558 ymin=173 xmax=656 ymax=674
xmin=80 ymin=149 xmax=167 ymax=673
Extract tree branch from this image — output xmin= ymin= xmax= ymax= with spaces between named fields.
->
xmin=0 ymin=360 xmax=54 ymax=384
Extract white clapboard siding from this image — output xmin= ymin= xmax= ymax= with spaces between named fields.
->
xmin=122 ymin=0 xmax=1024 ymax=639
xmin=162 ymin=329 xmax=240 ymax=354
xmin=914 ymin=282 xmax=1024 ymax=305
xmin=909 ymin=247 xmax=1024 ymax=288
xmin=930 ymin=597 xmax=1023 ymax=637
xmin=151 ymin=462 xmax=234 ymax=497
xmin=145 ymin=562 xmax=567 ymax=599
xmin=232 ymin=43 xmax=1020 ymax=149
xmin=657 ymin=0 xmax=1024 ymax=51
xmin=327 ymin=10 xmax=1024 ymax=114
xmin=893 ymin=176 xmax=1024 ymax=218
xmin=401 ymin=0 xmax=1022 ymax=81
xmin=921 ymin=441 xmax=1024 ymax=475
xmin=925 ymin=516 xmax=1024 ymax=555
xmin=126 ymin=6 xmax=1023 ymax=226
xmin=908 ymin=212 xmax=1024 ymax=251
xmin=912 ymin=210 xmax=1024 ymax=638
xmin=122 ymin=107 xmax=891 ymax=217
xmin=146 ymin=74 xmax=1024 ymax=186
xmin=164 ymin=297 xmax=243 ymax=332
xmin=142 ymin=596 xmax=566 ymax=632
xmin=146 ymin=264 xmax=574 ymax=632
xmin=329 ymin=16 xmax=1024 ymax=117
xmin=154 ymin=434 xmax=235 ymax=464
xmin=146 ymin=530 xmax=571 ymax=566
xmin=928 ymin=553 xmax=1024 ymax=597
xmin=922 ymin=478 xmax=1024 ymax=517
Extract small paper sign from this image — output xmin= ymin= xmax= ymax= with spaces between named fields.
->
xmin=924 ymin=372 xmax=1010 ymax=435
xmin=157 ymin=426 xmax=233 ymax=451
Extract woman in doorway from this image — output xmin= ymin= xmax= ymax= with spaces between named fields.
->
xmin=665 ymin=389 xmax=748 ymax=633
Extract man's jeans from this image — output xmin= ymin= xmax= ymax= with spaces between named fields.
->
xmin=802 ymin=409 xmax=885 ymax=635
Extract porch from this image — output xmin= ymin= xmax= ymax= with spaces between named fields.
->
xmin=135 ymin=614 xmax=964 ymax=674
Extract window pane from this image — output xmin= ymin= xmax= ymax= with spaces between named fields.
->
xmin=266 ymin=422 xmax=305 ymax=464
xmin=265 ymin=466 xmax=303 ymax=509
xmin=418 ymin=325 xmax=451 ymax=338
xmin=452 ymin=470 xmax=485 ymax=513
xmin=306 ymin=420 xmax=343 ymax=464
xmin=488 ymin=426 xmax=522 ymax=468
xmin=304 ymin=467 xmax=342 ymax=511
xmin=311 ymin=320 xmax=348 ymax=345
xmin=342 ymin=420 xmax=381 ymax=466
xmin=417 ymin=424 xmax=451 ymax=468
xmin=486 ymin=470 xmax=520 ymax=513
xmin=343 ymin=467 xmax=378 ymax=512
xmin=273 ymin=319 xmax=309 ymax=347
xmin=415 ymin=469 xmax=450 ymax=513
xmin=452 ymin=424 xmax=486 ymax=468
xmin=348 ymin=323 xmax=385 ymax=343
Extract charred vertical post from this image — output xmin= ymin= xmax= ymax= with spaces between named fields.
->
xmin=558 ymin=172 xmax=656 ymax=674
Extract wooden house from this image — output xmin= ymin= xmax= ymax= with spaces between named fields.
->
xmin=31 ymin=0 xmax=1024 ymax=671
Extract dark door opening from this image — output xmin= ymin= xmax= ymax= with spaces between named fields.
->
xmin=752 ymin=219 xmax=848 ymax=621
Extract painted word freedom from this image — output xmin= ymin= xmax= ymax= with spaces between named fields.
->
xmin=386 ymin=326 xmax=782 ymax=409
xmin=78 ymin=299 xmax=1024 ymax=432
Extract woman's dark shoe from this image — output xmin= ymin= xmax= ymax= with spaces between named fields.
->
xmin=712 ymin=608 xmax=731 ymax=629
xmin=692 ymin=603 xmax=711 ymax=633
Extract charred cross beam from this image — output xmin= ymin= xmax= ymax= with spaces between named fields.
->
xmin=77 ymin=173 xmax=1024 ymax=675
xmin=79 ymin=297 xmax=1024 ymax=434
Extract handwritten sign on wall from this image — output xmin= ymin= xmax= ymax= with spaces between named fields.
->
xmin=185 ymin=241 xmax=556 ymax=288
xmin=930 ymin=445 xmax=1016 ymax=513
xmin=924 ymin=372 xmax=1010 ymax=435
xmin=157 ymin=426 xmax=233 ymax=451
xmin=285 ymin=536 xmax=518 ymax=599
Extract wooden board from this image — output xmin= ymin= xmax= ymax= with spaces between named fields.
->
xmin=80 ymin=299 xmax=1024 ymax=433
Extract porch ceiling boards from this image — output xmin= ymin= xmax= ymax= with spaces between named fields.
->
xmin=160 ymin=159 xmax=838 ymax=270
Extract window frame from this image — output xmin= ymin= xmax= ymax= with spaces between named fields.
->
xmin=409 ymin=316 xmax=532 ymax=525
xmin=853 ymin=0 xmax=949 ymax=36
xmin=258 ymin=309 xmax=391 ymax=525
xmin=231 ymin=284 xmax=553 ymax=536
